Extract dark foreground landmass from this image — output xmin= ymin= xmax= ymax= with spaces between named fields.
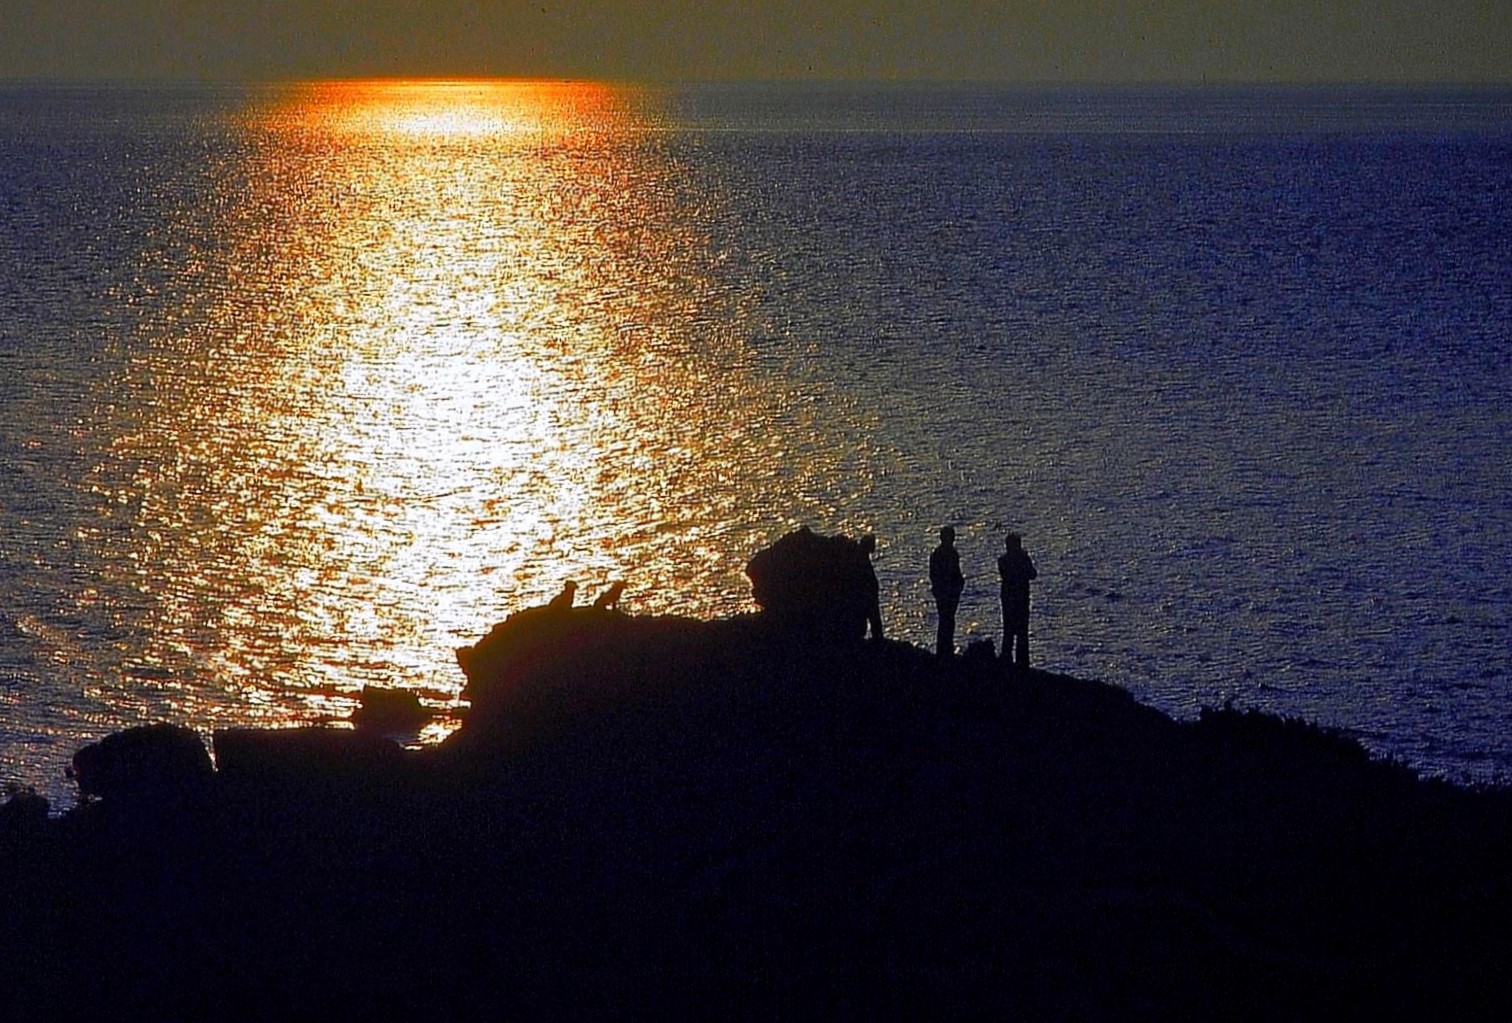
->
xmin=3 ymin=605 xmax=1511 ymax=1021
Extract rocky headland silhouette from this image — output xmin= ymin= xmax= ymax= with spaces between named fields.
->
xmin=3 ymin=529 xmax=1510 ymax=1020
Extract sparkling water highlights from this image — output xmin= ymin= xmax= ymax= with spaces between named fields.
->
xmin=2 ymin=81 xmax=823 ymax=792
xmin=3 ymin=82 xmax=1511 ymax=803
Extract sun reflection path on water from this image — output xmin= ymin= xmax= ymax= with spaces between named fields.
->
xmin=88 ymin=80 xmax=870 ymax=742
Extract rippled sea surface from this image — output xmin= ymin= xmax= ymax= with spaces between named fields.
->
xmin=3 ymin=82 xmax=1510 ymax=803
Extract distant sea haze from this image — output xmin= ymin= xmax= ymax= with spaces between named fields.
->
xmin=2 ymin=81 xmax=1510 ymax=804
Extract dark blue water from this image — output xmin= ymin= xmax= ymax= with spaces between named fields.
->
xmin=3 ymin=83 xmax=1511 ymax=805
xmin=679 ymin=89 xmax=1512 ymax=772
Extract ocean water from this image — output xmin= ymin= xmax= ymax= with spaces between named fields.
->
xmin=2 ymin=81 xmax=1510 ymax=805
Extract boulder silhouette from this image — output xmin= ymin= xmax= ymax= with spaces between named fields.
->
xmin=744 ymin=527 xmax=870 ymax=640
xmin=0 ymin=786 xmax=49 ymax=836
xmin=69 ymin=723 xmax=212 ymax=803
xmin=213 ymin=726 xmax=404 ymax=787
xmin=351 ymin=686 xmax=432 ymax=733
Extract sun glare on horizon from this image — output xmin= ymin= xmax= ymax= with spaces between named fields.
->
xmin=265 ymin=79 xmax=650 ymax=140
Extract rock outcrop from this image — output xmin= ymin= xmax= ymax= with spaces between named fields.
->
xmin=68 ymin=723 xmax=212 ymax=804
xmin=745 ymin=526 xmax=874 ymax=639
xmin=3 ymin=533 xmax=1510 ymax=1020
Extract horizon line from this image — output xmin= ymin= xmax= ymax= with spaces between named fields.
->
xmin=6 ymin=74 xmax=1512 ymax=90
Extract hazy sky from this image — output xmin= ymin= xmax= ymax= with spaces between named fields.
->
xmin=4 ymin=1 xmax=1511 ymax=83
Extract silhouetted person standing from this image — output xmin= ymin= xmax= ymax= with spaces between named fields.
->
xmin=859 ymin=534 xmax=884 ymax=640
xmin=929 ymin=527 xmax=964 ymax=658
xmin=997 ymin=533 xmax=1037 ymax=672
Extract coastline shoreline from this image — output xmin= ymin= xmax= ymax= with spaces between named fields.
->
xmin=4 ymin=593 xmax=1510 ymax=1019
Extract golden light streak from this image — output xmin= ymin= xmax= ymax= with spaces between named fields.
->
xmin=92 ymin=80 xmax=817 ymax=742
